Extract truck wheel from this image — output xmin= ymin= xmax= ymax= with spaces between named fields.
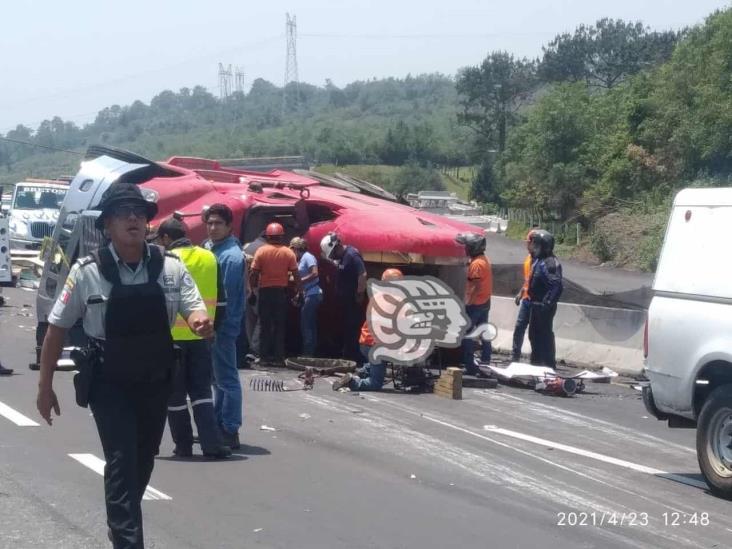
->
xmin=697 ymin=385 xmax=732 ymax=499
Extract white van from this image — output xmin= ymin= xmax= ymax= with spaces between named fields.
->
xmin=644 ymin=187 xmax=732 ymax=499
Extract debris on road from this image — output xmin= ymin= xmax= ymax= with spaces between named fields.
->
xmin=490 ymin=362 xmax=588 ymax=397
xmin=535 ymin=377 xmax=579 ymax=397
xmin=285 ymin=357 xmax=356 ymax=376
xmin=489 ymin=362 xmax=555 ymax=383
xmin=573 ymin=367 xmax=618 ymax=383
xmin=298 ymin=413 xmax=311 ymax=420
xmin=434 ymin=367 xmax=462 ymax=400
xmin=260 ymin=425 xmax=277 ymax=432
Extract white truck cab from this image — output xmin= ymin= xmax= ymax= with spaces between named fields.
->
xmin=644 ymin=187 xmax=732 ymax=499
xmin=8 ymin=180 xmax=68 ymax=250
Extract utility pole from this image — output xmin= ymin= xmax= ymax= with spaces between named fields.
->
xmin=283 ymin=12 xmax=300 ymax=115
xmin=218 ymin=63 xmax=233 ymax=100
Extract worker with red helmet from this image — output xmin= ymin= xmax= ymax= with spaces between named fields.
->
xmin=333 ymin=268 xmax=403 ymax=392
xmin=512 ymin=228 xmax=539 ymax=362
xmin=249 ymin=222 xmax=302 ymax=366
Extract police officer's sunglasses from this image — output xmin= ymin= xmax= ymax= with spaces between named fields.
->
xmin=111 ymin=204 xmax=148 ymax=219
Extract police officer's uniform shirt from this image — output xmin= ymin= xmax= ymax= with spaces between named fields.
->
xmin=48 ymin=243 xmax=205 ymax=339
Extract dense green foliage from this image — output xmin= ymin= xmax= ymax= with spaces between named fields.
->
xmin=0 ymin=75 xmax=474 ymax=186
xmin=497 ymin=9 xmax=732 ymax=223
xmin=2 ymin=9 xmax=731 ymax=270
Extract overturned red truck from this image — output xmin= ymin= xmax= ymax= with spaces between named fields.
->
xmin=35 ymin=146 xmax=483 ymax=361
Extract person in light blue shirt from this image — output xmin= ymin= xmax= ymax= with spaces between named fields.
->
xmin=290 ymin=237 xmax=322 ymax=356
xmin=202 ymin=204 xmax=244 ymax=450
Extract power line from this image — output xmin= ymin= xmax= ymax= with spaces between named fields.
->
xmin=300 ymin=31 xmax=557 ymax=39
xmin=2 ymin=35 xmax=283 ymax=110
xmin=0 ymin=136 xmax=83 ymax=156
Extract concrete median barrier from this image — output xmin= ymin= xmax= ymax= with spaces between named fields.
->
xmin=489 ymin=296 xmax=645 ymax=375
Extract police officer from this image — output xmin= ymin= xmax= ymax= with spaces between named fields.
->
xmin=36 ymin=183 xmax=213 ymax=549
xmin=527 ymin=230 xmax=563 ymax=368
xmin=152 ymin=217 xmax=231 ymax=459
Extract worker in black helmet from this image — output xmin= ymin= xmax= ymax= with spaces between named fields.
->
xmin=37 ymin=182 xmax=213 ymax=548
xmin=527 ymin=229 xmax=563 ymax=368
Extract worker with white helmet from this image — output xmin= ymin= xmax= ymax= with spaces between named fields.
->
xmin=320 ymin=232 xmax=367 ymax=363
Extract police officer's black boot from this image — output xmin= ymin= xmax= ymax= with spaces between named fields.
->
xmin=0 ymin=360 xmax=13 ymax=376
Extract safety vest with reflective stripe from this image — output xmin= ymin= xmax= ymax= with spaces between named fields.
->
xmin=171 ymin=245 xmax=218 ymax=341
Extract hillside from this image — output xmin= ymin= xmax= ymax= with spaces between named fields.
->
xmin=2 ymin=9 xmax=731 ymax=271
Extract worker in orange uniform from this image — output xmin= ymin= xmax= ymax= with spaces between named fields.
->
xmin=249 ymin=223 xmax=302 ymax=366
xmin=512 ymin=229 xmax=538 ymax=362
xmin=456 ymin=233 xmax=492 ymax=375
xmin=333 ymin=268 xmax=403 ymax=391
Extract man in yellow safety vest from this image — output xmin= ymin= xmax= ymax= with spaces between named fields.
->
xmin=153 ymin=217 xmax=231 ymax=459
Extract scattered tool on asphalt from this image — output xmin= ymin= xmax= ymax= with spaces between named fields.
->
xmin=488 ymin=362 xmax=592 ymax=397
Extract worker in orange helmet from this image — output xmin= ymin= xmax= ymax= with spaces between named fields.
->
xmin=249 ymin=222 xmax=302 ymax=366
xmin=511 ymin=228 xmax=539 ymax=361
xmin=333 ymin=268 xmax=403 ymax=392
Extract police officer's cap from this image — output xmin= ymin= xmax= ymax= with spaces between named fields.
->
xmin=93 ymin=182 xmax=158 ymax=230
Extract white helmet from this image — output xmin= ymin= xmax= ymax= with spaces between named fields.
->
xmin=320 ymin=231 xmax=341 ymax=260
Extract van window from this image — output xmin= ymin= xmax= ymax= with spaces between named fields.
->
xmin=654 ymin=205 xmax=732 ymax=299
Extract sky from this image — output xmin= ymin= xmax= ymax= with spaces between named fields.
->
xmin=1 ymin=0 xmax=729 ymax=132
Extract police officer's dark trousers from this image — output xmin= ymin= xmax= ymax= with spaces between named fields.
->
xmin=90 ymin=377 xmax=170 ymax=548
xmin=528 ymin=303 xmax=557 ymax=368
xmin=167 ymin=339 xmax=223 ymax=452
xmin=89 ymin=245 xmax=176 ymax=549
xmin=258 ymin=287 xmax=287 ymax=363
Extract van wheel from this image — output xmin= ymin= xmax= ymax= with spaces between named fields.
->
xmin=697 ymin=385 xmax=732 ymax=499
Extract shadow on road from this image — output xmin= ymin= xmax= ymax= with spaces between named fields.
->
xmin=235 ymin=444 xmax=271 ymax=456
xmin=156 ymin=454 xmax=248 ymax=463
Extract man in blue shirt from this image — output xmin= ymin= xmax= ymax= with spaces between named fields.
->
xmin=290 ymin=237 xmax=322 ymax=356
xmin=320 ymin=232 xmax=367 ymax=363
xmin=203 ymin=204 xmax=244 ymax=449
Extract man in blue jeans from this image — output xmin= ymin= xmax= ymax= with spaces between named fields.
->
xmin=290 ymin=237 xmax=322 ymax=356
xmin=203 ymin=204 xmax=244 ymax=450
xmin=512 ymin=229 xmax=538 ymax=361
xmin=457 ymin=233 xmax=492 ymax=375
xmin=333 ymin=268 xmax=403 ymax=392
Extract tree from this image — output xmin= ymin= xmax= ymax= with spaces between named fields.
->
xmin=540 ymin=18 xmax=680 ymax=89
xmin=470 ymin=160 xmax=499 ymax=203
xmin=456 ymin=51 xmax=536 ymax=153
xmin=499 ymin=83 xmax=593 ymax=218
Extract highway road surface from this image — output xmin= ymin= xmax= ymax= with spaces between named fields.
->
xmin=1 ymin=286 xmax=729 ymax=549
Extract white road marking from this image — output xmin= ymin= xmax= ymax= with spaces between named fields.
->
xmin=482 ymin=425 xmax=708 ymax=490
xmin=476 ymin=391 xmax=696 ymax=455
xmin=68 ymin=454 xmax=172 ymax=501
xmin=0 ymin=400 xmax=39 ymax=427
